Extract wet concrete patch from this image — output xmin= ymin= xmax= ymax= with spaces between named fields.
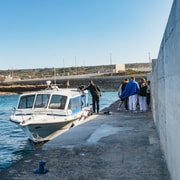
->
xmin=87 ymin=124 xmax=134 ymax=143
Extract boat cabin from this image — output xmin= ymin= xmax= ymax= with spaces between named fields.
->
xmin=16 ymin=89 xmax=89 ymax=115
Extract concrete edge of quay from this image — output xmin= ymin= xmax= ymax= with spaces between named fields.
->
xmin=0 ymin=100 xmax=170 ymax=180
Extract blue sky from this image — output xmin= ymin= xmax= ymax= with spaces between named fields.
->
xmin=0 ymin=0 xmax=173 ymax=70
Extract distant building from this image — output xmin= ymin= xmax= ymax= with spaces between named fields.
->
xmin=101 ymin=63 xmax=151 ymax=73
xmin=0 ymin=75 xmax=5 ymax=82
xmin=114 ymin=64 xmax=125 ymax=73
xmin=4 ymin=75 xmax=13 ymax=82
xmin=101 ymin=64 xmax=125 ymax=73
xmin=4 ymin=75 xmax=21 ymax=82
xmin=125 ymin=63 xmax=152 ymax=72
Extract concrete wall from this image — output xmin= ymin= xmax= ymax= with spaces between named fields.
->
xmin=151 ymin=0 xmax=180 ymax=179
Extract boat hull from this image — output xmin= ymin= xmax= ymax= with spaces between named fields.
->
xmin=10 ymin=110 xmax=89 ymax=142
xmin=20 ymin=119 xmax=76 ymax=142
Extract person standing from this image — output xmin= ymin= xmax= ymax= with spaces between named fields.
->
xmin=117 ymin=79 xmax=129 ymax=111
xmin=66 ymin=80 xmax=70 ymax=88
xmin=146 ymin=81 xmax=151 ymax=108
xmin=139 ymin=78 xmax=147 ymax=112
xmin=120 ymin=77 xmax=140 ymax=112
xmin=83 ymin=80 xmax=101 ymax=113
xmin=117 ymin=80 xmax=124 ymax=110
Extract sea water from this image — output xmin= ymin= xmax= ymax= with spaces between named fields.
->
xmin=0 ymin=91 xmax=118 ymax=171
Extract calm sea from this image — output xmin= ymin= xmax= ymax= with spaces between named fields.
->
xmin=0 ymin=91 xmax=118 ymax=171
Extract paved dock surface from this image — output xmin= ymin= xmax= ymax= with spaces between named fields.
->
xmin=0 ymin=101 xmax=170 ymax=180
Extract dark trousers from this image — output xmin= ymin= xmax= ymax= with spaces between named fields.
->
xmin=146 ymin=93 xmax=150 ymax=106
xmin=92 ymin=97 xmax=100 ymax=113
xmin=124 ymin=98 xmax=128 ymax=110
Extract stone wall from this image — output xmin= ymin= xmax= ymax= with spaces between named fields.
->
xmin=0 ymin=75 xmax=145 ymax=93
xmin=151 ymin=0 xmax=180 ymax=179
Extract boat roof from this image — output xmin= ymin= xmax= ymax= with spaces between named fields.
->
xmin=20 ymin=88 xmax=87 ymax=98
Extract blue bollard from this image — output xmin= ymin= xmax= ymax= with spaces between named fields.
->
xmin=34 ymin=160 xmax=49 ymax=174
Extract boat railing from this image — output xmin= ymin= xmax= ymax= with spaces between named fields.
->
xmin=12 ymin=108 xmax=69 ymax=121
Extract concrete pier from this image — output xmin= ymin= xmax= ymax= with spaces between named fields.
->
xmin=0 ymin=101 xmax=170 ymax=180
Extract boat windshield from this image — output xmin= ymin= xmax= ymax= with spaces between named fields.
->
xmin=34 ymin=94 xmax=50 ymax=108
xmin=69 ymin=96 xmax=82 ymax=114
xmin=18 ymin=95 xmax=35 ymax=109
xmin=49 ymin=95 xmax=67 ymax=109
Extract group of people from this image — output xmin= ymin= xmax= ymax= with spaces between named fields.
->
xmin=78 ymin=77 xmax=151 ymax=114
xmin=118 ymin=76 xmax=151 ymax=113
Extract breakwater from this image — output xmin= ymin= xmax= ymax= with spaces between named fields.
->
xmin=0 ymin=75 xmax=144 ymax=93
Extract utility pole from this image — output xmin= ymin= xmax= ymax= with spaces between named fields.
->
xmin=75 ymin=56 xmax=77 ymax=75
xmin=110 ymin=53 xmax=112 ymax=65
xmin=148 ymin=52 xmax=151 ymax=63
xmin=63 ymin=58 xmax=65 ymax=76
xmin=110 ymin=53 xmax=112 ymax=75
xmin=148 ymin=52 xmax=152 ymax=70
xmin=53 ymin=67 xmax=56 ymax=85
xmin=10 ymin=66 xmax=14 ymax=81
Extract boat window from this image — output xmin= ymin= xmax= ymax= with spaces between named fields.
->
xmin=49 ymin=95 xmax=67 ymax=109
xmin=18 ymin=95 xmax=35 ymax=109
xmin=34 ymin=94 xmax=50 ymax=108
xmin=70 ymin=96 xmax=82 ymax=113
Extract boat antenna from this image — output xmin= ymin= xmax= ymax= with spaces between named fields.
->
xmin=54 ymin=67 xmax=56 ymax=86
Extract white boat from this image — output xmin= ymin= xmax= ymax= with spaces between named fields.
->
xmin=10 ymin=83 xmax=90 ymax=143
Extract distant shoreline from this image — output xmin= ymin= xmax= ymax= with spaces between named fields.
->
xmin=0 ymin=75 xmax=147 ymax=94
